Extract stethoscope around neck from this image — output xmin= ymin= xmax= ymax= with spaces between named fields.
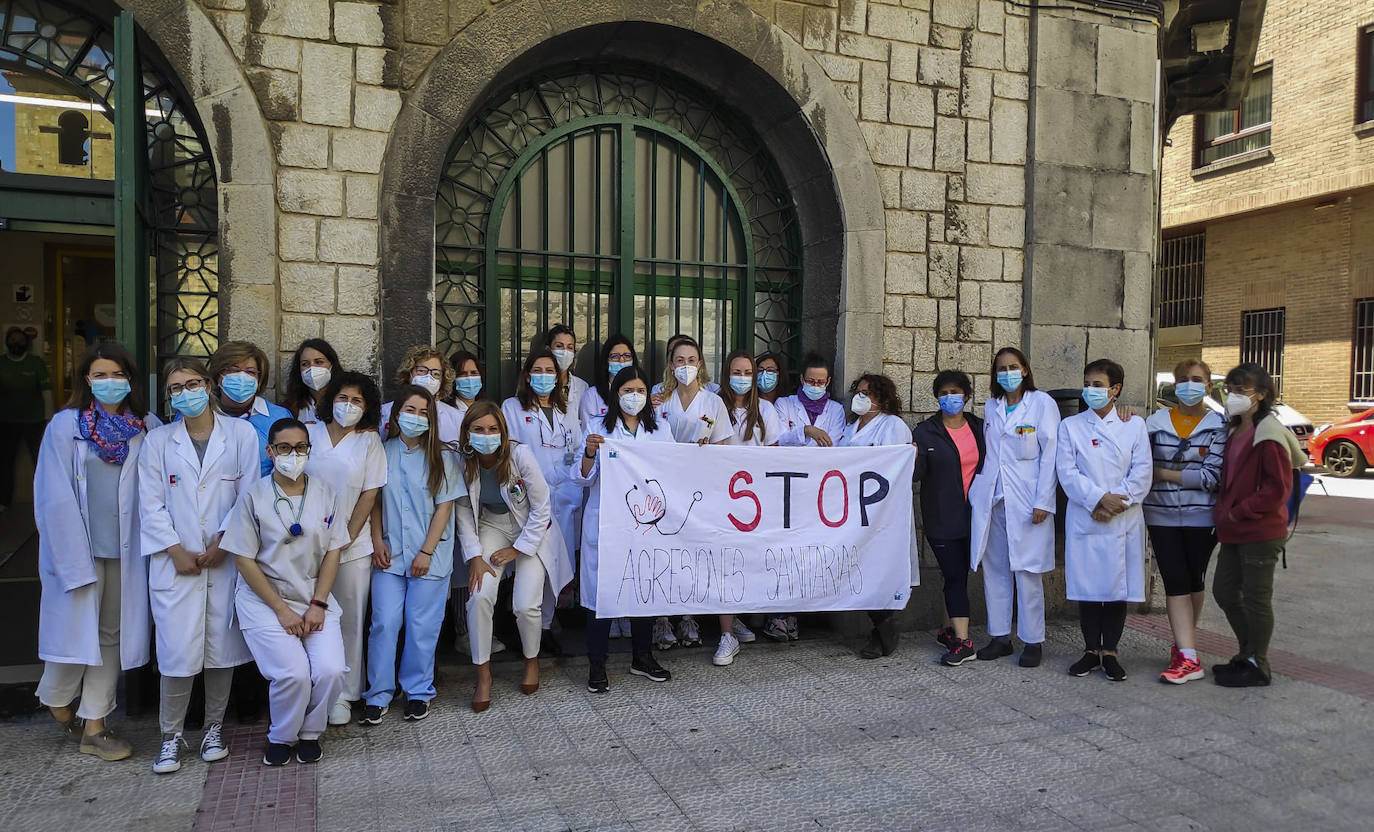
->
xmin=271 ymin=475 xmax=309 ymax=538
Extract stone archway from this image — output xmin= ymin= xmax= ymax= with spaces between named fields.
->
xmin=116 ymin=0 xmax=277 ymax=349
xmin=379 ymin=0 xmax=884 ymax=386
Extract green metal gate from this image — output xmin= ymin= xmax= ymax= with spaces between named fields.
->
xmin=436 ymin=64 xmax=802 ymax=395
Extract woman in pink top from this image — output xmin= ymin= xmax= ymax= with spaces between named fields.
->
xmin=911 ymin=371 xmax=986 ymax=666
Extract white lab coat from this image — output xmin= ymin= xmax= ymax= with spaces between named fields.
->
xmin=658 ymin=387 xmax=733 ymax=443
xmin=35 ymin=408 xmax=162 ymax=670
xmin=455 ymin=443 xmax=573 ymax=613
xmin=304 ymin=421 xmax=387 ymax=563
xmin=969 ymin=390 xmax=1060 ymax=574
xmin=379 ymin=399 xmax=464 ymax=443
xmin=501 ymin=396 xmax=582 ymax=559
xmin=578 ymin=386 xmax=609 ymax=431
xmin=726 ymin=398 xmax=783 ymax=446
xmin=138 ymin=414 xmax=259 ymax=675
xmin=775 ymin=395 xmax=848 ymax=447
xmin=837 ymin=412 xmax=921 ymax=586
xmin=568 ymin=419 xmax=674 ymax=611
xmin=564 ymin=375 xmax=588 ymax=424
xmin=1056 ymin=408 xmax=1153 ymax=602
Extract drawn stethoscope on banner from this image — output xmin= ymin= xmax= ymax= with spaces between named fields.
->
xmin=624 ymin=477 xmax=702 ymax=535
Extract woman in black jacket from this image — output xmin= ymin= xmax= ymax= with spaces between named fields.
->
xmin=912 ymin=370 xmax=986 ymax=666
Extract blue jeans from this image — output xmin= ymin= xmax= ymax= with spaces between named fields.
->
xmin=364 ymin=571 xmax=448 ymax=706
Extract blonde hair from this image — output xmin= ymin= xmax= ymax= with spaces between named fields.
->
xmin=1173 ymin=358 xmax=1212 ymax=381
xmin=395 ymin=345 xmax=455 ymax=401
xmin=162 ymin=356 xmax=220 ymax=413
xmin=660 ymin=337 xmax=711 ymax=397
xmin=459 ymin=400 xmax=513 ymax=489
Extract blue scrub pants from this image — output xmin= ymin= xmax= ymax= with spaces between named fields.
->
xmin=364 ymin=571 xmax=449 ymax=706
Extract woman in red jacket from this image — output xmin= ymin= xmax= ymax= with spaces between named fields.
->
xmin=1211 ymin=363 xmax=1306 ymax=687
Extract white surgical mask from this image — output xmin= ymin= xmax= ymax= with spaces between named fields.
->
xmin=332 ymin=401 xmax=363 ymax=428
xmin=411 ymin=373 xmax=441 ymax=395
xmin=301 ymin=366 xmax=331 ymax=392
xmin=851 ymin=393 xmax=872 ymax=416
xmin=553 ymin=349 xmax=574 ymax=371
xmin=273 ymin=452 xmax=306 ymax=481
xmin=1225 ymin=392 xmax=1254 ymax=417
xmin=619 ymin=391 xmax=647 ymax=415
xmin=673 ymin=365 xmax=699 ymax=387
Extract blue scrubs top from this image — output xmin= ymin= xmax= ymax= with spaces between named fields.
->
xmin=380 ymin=439 xmax=465 ymax=580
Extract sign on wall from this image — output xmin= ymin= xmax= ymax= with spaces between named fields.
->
xmin=595 ymin=440 xmax=916 ymax=618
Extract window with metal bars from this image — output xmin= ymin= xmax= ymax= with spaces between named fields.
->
xmin=1241 ymin=307 xmax=1285 ymax=395
xmin=1359 ymin=25 xmax=1374 ymax=125
xmin=1157 ymin=232 xmax=1205 ymax=328
xmin=435 ymin=63 xmax=802 ymax=396
xmin=1353 ymin=298 xmax=1374 ymax=402
xmin=1195 ymin=66 xmax=1272 ymax=167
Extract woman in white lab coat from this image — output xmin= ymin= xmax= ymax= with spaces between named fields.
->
xmin=652 ymin=336 xmax=732 ymax=650
xmin=1057 ymin=359 xmax=1152 ymax=682
xmin=284 ymin=338 xmax=342 ymax=424
xmin=34 ymin=342 xmax=159 ymax=762
xmin=968 ymin=347 xmax=1059 ymax=668
xmin=379 ymin=346 xmax=464 ymax=442
xmin=571 ymin=365 xmax=674 ymax=694
xmin=221 ymin=418 xmax=350 ymax=766
xmin=304 ymin=371 xmax=386 ymax=726
xmin=838 ymin=374 xmax=921 ymax=660
xmin=544 ymin=323 xmax=588 ymax=423
xmin=579 ymin=334 xmax=641 ymax=429
xmin=457 ymin=401 xmax=572 ymax=711
xmin=139 ymin=357 xmax=259 ymax=774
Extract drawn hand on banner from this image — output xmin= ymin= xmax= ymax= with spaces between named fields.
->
xmin=624 ymin=478 xmax=702 ymax=535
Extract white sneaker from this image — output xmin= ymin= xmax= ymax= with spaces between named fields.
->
xmin=731 ymin=619 xmax=757 ymax=643
xmin=653 ymin=617 xmax=677 ymax=650
xmin=200 ymin=722 xmax=229 ymax=762
xmin=328 ymin=700 xmax=352 ymax=726
xmin=712 ymin=633 xmax=740 ymax=666
xmin=152 ymin=733 xmax=185 ymax=774
xmin=677 ymin=616 xmax=701 ymax=647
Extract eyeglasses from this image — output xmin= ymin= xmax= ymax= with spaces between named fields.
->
xmin=272 ymin=442 xmax=312 ymax=455
xmin=608 ymin=352 xmax=633 ymax=362
xmin=167 ymin=379 xmax=208 ymax=395
xmin=411 ymin=367 xmax=442 ymax=378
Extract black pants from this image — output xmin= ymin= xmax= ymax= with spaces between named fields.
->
xmin=1147 ymin=525 xmax=1217 ymax=596
xmin=1079 ymin=601 xmax=1127 ymax=651
xmin=0 ymin=421 xmax=43 ymax=506
xmin=928 ymin=536 xmax=971 ymax=619
xmin=585 ymin=611 xmax=651 ymax=664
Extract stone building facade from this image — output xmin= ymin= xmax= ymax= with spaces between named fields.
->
xmin=71 ymin=0 xmax=1164 ymax=413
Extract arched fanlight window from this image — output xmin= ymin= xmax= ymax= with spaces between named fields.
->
xmin=436 ymin=63 xmax=801 ymax=393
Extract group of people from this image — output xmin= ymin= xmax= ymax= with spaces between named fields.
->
xmin=33 ymin=326 xmax=1303 ymax=773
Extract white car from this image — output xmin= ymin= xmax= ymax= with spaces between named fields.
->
xmin=1154 ymin=372 xmax=1313 ymax=453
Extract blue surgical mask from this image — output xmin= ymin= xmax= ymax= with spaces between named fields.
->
xmin=938 ymin=393 xmax=965 ymax=415
xmin=220 ymin=372 xmax=258 ymax=404
xmin=454 ymin=376 xmax=482 ymax=400
xmin=757 ymin=370 xmax=778 ymax=393
xmin=997 ymin=370 xmax=1023 ymax=393
xmin=802 ymin=383 xmax=827 ymax=401
xmin=1174 ymin=381 xmax=1207 ymax=406
xmin=1082 ymin=386 xmax=1111 ymax=410
xmin=90 ymin=378 xmax=130 ymax=406
xmin=729 ymin=375 xmax=754 ymax=395
xmin=468 ymin=433 xmax=502 ymax=455
xmin=608 ymin=360 xmax=633 ymax=378
xmin=171 ymin=387 xmax=210 ymax=418
xmin=397 ymin=412 xmax=429 ymax=438
xmin=529 ymin=373 xmax=557 ymax=396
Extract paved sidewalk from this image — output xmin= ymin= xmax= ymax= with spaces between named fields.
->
xmin=3 ymin=620 xmax=1371 ymax=832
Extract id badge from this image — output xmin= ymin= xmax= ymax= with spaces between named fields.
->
xmin=563 ymin=446 xmax=575 ymax=466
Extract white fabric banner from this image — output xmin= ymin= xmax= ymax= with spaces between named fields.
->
xmin=595 ymin=439 xmax=916 ymax=617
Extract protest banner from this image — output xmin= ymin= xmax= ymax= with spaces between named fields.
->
xmin=594 ymin=439 xmax=916 ymax=617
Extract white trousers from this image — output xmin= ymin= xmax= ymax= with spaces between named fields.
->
xmin=242 ymin=616 xmax=346 ymax=745
xmin=37 ymin=558 xmax=120 ymax=720
xmin=982 ymin=502 xmax=1046 ymax=644
xmin=466 ymin=511 xmax=545 ymax=664
xmin=332 ymin=556 xmax=372 ymax=702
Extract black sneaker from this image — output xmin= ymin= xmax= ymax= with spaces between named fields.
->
xmin=540 ymin=629 xmax=564 ymax=658
xmin=403 ymin=699 xmax=430 ymax=720
xmin=940 ymin=639 xmax=977 ymax=667
xmin=935 ymin=627 xmax=958 ymax=650
xmin=630 ymin=653 xmax=671 ymax=683
xmin=587 ymin=662 xmax=610 ymax=694
xmin=357 ymin=704 xmax=388 ymax=725
xmin=857 ymin=629 xmax=885 ymax=660
xmin=1018 ymin=643 xmax=1043 ymax=668
xmin=295 ymin=738 xmax=323 ymax=764
xmin=263 ymin=742 xmax=293 ymax=766
xmin=977 ymin=637 xmax=1014 ymax=661
xmin=1101 ymin=655 xmax=1126 ymax=682
xmin=1068 ymin=652 xmax=1101 ymax=677
xmin=1211 ymin=657 xmax=1248 ymax=677
xmin=1215 ymin=661 xmax=1270 ymax=687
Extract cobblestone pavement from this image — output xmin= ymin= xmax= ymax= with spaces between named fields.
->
xmin=4 ymin=617 xmax=1372 ymax=832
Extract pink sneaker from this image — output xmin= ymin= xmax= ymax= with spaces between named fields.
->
xmin=1159 ymin=655 xmax=1205 ymax=685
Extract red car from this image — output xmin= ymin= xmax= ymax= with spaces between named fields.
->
xmin=1309 ymin=407 xmax=1374 ymax=478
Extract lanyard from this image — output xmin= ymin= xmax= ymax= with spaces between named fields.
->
xmin=272 ymin=476 xmax=308 ymax=538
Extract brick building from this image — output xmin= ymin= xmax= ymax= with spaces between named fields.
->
xmin=1158 ymin=0 xmax=1374 ymax=426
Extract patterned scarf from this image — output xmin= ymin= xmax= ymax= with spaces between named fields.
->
xmin=77 ymin=402 xmax=145 ymax=465
xmin=800 ymin=390 xmax=830 ymax=424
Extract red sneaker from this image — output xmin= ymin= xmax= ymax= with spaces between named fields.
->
xmin=1169 ymin=643 xmax=1181 ymax=666
xmin=1159 ymin=655 xmax=1205 ymax=685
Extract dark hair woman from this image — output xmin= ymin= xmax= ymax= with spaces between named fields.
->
xmin=284 ymin=338 xmax=342 ymax=423
xmin=581 ymin=334 xmax=640 ymax=429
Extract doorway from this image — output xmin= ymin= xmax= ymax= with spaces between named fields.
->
xmin=50 ymin=246 xmax=117 ymax=404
